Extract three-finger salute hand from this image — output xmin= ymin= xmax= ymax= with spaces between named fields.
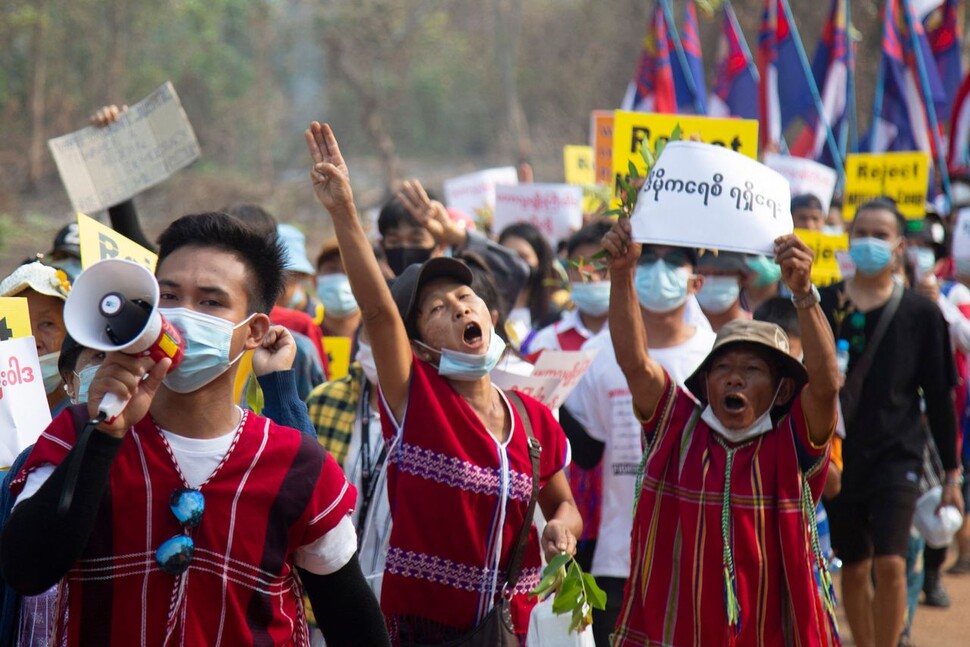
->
xmin=304 ymin=121 xmax=353 ymax=215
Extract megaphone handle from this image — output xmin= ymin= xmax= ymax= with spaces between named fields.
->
xmin=98 ymin=391 xmax=129 ymax=423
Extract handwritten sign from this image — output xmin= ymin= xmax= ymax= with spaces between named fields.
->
xmin=0 ymin=336 xmax=53 ymax=469
xmin=323 ymin=336 xmax=352 ymax=381
xmin=794 ymin=228 xmax=848 ymax=286
xmin=631 ymin=141 xmax=792 ymax=255
xmin=764 ymin=153 xmax=839 ymax=212
xmin=0 ymin=298 xmax=32 ymax=342
xmin=493 ymin=184 xmax=583 ymax=248
xmin=591 ymin=111 xmax=615 ymax=186
xmin=843 ymin=151 xmax=930 ymax=220
xmin=611 ymin=111 xmax=759 ymax=209
xmin=77 ymin=212 xmax=157 ymax=271
xmin=563 ymin=145 xmax=595 ymax=186
xmin=48 ymin=81 xmax=201 ymax=214
xmin=443 ymin=167 xmax=518 ymax=229
xmin=490 ymin=349 xmax=598 ymax=411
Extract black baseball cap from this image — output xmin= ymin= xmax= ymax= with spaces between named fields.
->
xmin=48 ymin=223 xmax=81 ymax=258
xmin=390 ymin=257 xmax=473 ymax=339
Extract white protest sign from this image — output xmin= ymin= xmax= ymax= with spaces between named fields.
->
xmin=48 ymin=81 xmax=201 ymax=214
xmin=764 ymin=152 xmax=838 ymax=212
xmin=0 ymin=336 xmax=53 ymax=469
xmin=632 ymin=141 xmax=794 ymax=255
xmin=443 ymin=167 xmax=518 ymax=226
xmin=490 ymin=349 xmax=598 ymax=411
xmin=493 ymin=184 xmax=583 ymax=248
xmin=952 ymin=207 xmax=970 ymax=263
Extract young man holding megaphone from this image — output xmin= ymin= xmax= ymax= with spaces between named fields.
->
xmin=0 ymin=212 xmax=389 ymax=646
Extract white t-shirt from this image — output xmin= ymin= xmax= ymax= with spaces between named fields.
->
xmin=16 ymin=414 xmax=356 ymax=577
xmin=527 ymin=309 xmax=597 ymax=354
xmin=564 ymin=326 xmax=715 ymax=578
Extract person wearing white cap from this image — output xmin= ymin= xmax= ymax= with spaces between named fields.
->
xmin=0 ymin=262 xmax=72 ymax=415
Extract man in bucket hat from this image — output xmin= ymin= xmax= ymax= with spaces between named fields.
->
xmin=603 ymin=218 xmax=841 ymax=646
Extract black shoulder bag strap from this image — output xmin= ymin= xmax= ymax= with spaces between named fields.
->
xmin=840 ymin=282 xmax=903 ymax=430
xmin=502 ymin=391 xmax=541 ymax=596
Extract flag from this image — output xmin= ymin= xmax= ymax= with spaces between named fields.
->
xmin=671 ymin=0 xmax=707 ymax=114
xmin=947 ymin=71 xmax=970 ymax=173
xmin=790 ymin=0 xmax=852 ymax=164
xmin=867 ymin=0 xmax=947 ymax=155
xmin=924 ymin=0 xmax=963 ymax=121
xmin=708 ymin=2 xmax=759 ymax=120
xmin=758 ymin=0 xmax=819 ymax=152
xmin=621 ymin=3 xmax=677 ymax=113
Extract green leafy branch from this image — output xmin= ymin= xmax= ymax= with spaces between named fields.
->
xmin=530 ymin=553 xmax=607 ymax=633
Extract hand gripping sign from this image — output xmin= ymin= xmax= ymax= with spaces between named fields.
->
xmin=631 ymin=141 xmax=794 ymax=256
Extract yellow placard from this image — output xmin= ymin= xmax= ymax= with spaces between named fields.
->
xmin=0 ymin=298 xmax=32 ymax=342
xmin=843 ymin=152 xmax=930 ymax=220
xmin=323 ymin=336 xmax=352 ymax=381
xmin=610 ymin=111 xmax=759 ymax=208
xmin=77 ymin=212 xmax=158 ymax=271
xmin=563 ymin=145 xmax=595 ymax=186
xmin=794 ymin=228 xmax=849 ymax=287
xmin=591 ymin=111 xmax=614 ymax=186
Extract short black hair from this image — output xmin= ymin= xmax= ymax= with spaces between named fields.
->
xmin=851 ymin=197 xmax=907 ymax=237
xmin=498 ymin=222 xmax=558 ymax=327
xmin=791 ymin=194 xmax=823 ymax=211
xmin=377 ymin=189 xmax=441 ymax=238
xmin=222 ymin=203 xmax=278 ymax=239
xmin=57 ymin=334 xmax=84 ymax=380
xmin=156 ymin=212 xmax=286 ymax=314
xmin=566 ymin=220 xmax=612 ymax=257
xmin=753 ymin=297 xmax=801 ymax=338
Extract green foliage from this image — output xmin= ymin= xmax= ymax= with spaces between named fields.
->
xmin=531 ymin=553 xmax=607 ymax=634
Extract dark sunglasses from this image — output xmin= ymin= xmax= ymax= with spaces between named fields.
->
xmin=639 ymin=248 xmax=692 ymax=268
xmin=155 ymin=488 xmax=205 ymax=576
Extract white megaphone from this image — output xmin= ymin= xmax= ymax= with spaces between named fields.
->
xmin=64 ymin=259 xmax=184 ymax=422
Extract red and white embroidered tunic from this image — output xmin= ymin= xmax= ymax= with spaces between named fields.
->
xmin=11 ymin=409 xmax=356 ymax=646
xmin=379 ymin=357 xmax=570 ymax=642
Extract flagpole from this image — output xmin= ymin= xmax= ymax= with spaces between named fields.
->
xmin=901 ymin=0 xmax=953 ymax=209
xmin=660 ymin=0 xmax=706 ymax=114
xmin=779 ymin=0 xmax=845 ymax=182
xmin=725 ymin=0 xmax=759 ymax=83
xmin=844 ymin=0 xmax=858 ymax=158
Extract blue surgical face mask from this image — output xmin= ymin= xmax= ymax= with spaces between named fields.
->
xmin=316 ymin=273 xmax=359 ymax=318
xmin=909 ymin=247 xmax=936 ymax=276
xmin=696 ymin=276 xmax=740 ymax=314
xmin=570 ymin=280 xmax=610 ymax=317
xmin=39 ymin=352 xmax=61 ymax=395
xmin=415 ymin=324 xmax=507 ymax=381
xmin=287 ymin=285 xmax=306 ymax=310
xmin=634 ymin=260 xmax=690 ymax=313
xmin=72 ymin=364 xmax=100 ymax=404
xmin=162 ymin=308 xmax=254 ymax=394
xmin=849 ymin=237 xmax=895 ymax=275
xmin=745 ymin=255 xmax=782 ymax=288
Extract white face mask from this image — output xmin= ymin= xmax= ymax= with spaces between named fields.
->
xmin=701 ymin=379 xmax=782 ymax=443
xmin=70 ymin=364 xmax=100 ymax=404
xmin=356 ymin=340 xmax=378 ymax=385
xmin=161 ymin=308 xmax=254 ymax=394
xmin=39 ymin=352 xmax=61 ymax=395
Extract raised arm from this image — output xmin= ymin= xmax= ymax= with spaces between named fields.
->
xmin=774 ymin=234 xmax=838 ymax=446
xmin=602 ymin=218 xmax=668 ymax=419
xmin=305 ymin=122 xmax=411 ymax=422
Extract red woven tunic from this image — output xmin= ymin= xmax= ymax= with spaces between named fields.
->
xmin=11 ymin=409 xmax=356 ymax=646
xmin=612 ymin=374 xmax=839 ymax=647
xmin=379 ymin=358 xmax=569 ymax=642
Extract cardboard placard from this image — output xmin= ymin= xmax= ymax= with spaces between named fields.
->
xmin=952 ymin=207 xmax=970 ymax=263
xmin=77 ymin=212 xmax=158 ymax=271
xmin=493 ymin=184 xmax=583 ymax=248
xmin=442 ymin=167 xmax=518 ymax=228
xmin=794 ymin=228 xmax=849 ymax=286
xmin=764 ymin=153 xmax=839 ymax=212
xmin=0 ymin=336 xmax=53 ymax=469
xmin=490 ymin=349 xmax=598 ymax=411
xmin=631 ymin=141 xmax=792 ymax=255
xmin=611 ymin=111 xmax=759 ymax=209
xmin=563 ymin=145 xmax=595 ymax=186
xmin=48 ymin=81 xmax=201 ymax=214
xmin=591 ymin=111 xmax=615 ymax=186
xmin=0 ymin=298 xmax=32 ymax=342
xmin=843 ymin=152 xmax=930 ymax=220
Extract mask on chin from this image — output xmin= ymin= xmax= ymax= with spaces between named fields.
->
xmin=414 ymin=324 xmax=507 ymax=381
xmin=701 ymin=378 xmax=783 ymax=444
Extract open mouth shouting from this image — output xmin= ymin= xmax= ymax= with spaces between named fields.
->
xmin=462 ymin=321 xmax=484 ymax=349
xmin=722 ymin=392 xmax=748 ymax=413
